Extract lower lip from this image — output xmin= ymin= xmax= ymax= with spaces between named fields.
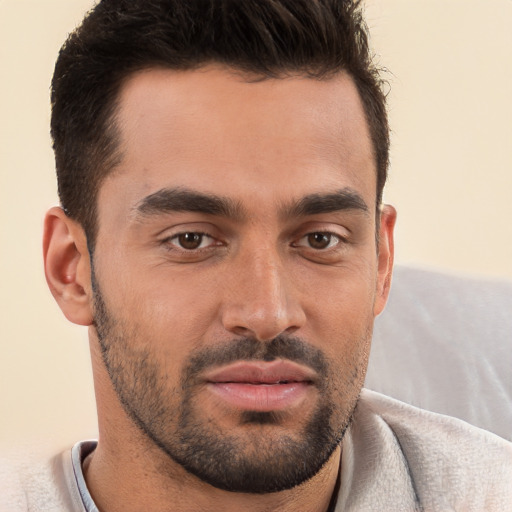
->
xmin=207 ymin=382 xmax=311 ymax=412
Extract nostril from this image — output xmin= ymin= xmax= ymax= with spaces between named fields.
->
xmin=230 ymin=325 xmax=254 ymax=338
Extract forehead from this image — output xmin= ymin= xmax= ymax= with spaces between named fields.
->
xmin=99 ymin=66 xmax=375 ymax=218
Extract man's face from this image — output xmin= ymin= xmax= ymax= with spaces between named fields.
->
xmin=90 ymin=67 xmax=393 ymax=493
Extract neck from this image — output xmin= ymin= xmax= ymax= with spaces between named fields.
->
xmin=84 ymin=441 xmax=341 ymax=512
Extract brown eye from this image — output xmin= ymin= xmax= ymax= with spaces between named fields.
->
xmin=175 ymin=232 xmax=206 ymax=250
xmin=307 ymin=232 xmax=333 ymax=249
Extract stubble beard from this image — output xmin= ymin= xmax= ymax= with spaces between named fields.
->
xmin=92 ymin=278 xmax=370 ymax=494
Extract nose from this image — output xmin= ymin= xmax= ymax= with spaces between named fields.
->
xmin=221 ymin=248 xmax=306 ymax=342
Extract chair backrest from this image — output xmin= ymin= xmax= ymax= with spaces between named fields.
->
xmin=366 ymin=265 xmax=512 ymax=441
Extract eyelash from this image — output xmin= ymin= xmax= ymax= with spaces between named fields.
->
xmin=293 ymin=232 xmax=346 ymax=251
xmin=162 ymin=230 xmax=347 ymax=253
xmin=163 ymin=232 xmax=218 ymax=251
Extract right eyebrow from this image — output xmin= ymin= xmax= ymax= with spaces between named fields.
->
xmin=133 ymin=187 xmax=245 ymax=221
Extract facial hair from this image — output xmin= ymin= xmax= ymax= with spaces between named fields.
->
xmin=92 ymin=274 xmax=368 ymax=494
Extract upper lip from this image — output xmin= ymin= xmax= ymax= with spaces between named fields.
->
xmin=203 ymin=360 xmax=317 ymax=384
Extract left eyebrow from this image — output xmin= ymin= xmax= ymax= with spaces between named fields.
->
xmin=283 ymin=189 xmax=369 ymax=218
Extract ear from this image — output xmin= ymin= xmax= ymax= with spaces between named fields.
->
xmin=43 ymin=206 xmax=94 ymax=326
xmin=373 ymin=204 xmax=396 ymax=317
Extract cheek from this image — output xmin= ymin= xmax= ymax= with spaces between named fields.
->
xmin=299 ymin=263 xmax=376 ymax=381
xmin=108 ymin=270 xmax=221 ymax=359
xmin=301 ymin=261 xmax=377 ymax=333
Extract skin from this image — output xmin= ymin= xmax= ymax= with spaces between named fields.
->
xmin=43 ymin=66 xmax=395 ymax=512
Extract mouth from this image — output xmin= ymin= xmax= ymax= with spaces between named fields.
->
xmin=203 ymin=360 xmax=316 ymax=412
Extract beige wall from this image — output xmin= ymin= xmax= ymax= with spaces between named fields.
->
xmin=366 ymin=0 xmax=512 ymax=279
xmin=1 ymin=0 xmax=511 ymax=453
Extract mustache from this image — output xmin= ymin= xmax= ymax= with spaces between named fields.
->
xmin=182 ymin=335 xmax=328 ymax=385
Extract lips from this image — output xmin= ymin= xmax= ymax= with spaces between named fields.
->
xmin=203 ymin=360 xmax=316 ymax=412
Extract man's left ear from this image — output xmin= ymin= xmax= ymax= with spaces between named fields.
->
xmin=43 ymin=206 xmax=94 ymax=326
xmin=374 ymin=204 xmax=396 ymax=317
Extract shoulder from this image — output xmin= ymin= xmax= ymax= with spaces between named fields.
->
xmin=0 ymin=443 xmax=90 ymax=512
xmin=351 ymin=389 xmax=512 ymax=510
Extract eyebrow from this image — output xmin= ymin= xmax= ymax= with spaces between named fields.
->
xmin=133 ymin=186 xmax=369 ymax=221
xmin=284 ymin=189 xmax=369 ymax=218
xmin=134 ymin=187 xmax=244 ymax=220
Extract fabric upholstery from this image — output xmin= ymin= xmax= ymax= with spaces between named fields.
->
xmin=366 ymin=265 xmax=512 ymax=441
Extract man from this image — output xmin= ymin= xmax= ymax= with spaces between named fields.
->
xmin=30 ymin=0 xmax=512 ymax=510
